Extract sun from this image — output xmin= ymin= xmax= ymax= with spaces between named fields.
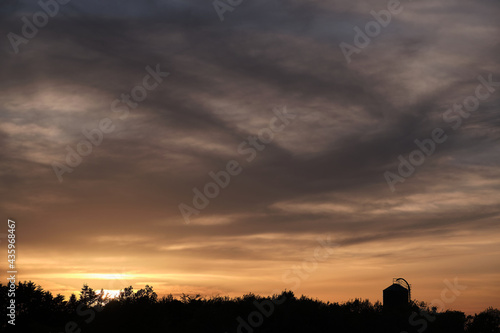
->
xmin=97 ymin=289 xmax=121 ymax=300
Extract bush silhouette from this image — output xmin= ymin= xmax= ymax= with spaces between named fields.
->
xmin=1 ymin=281 xmax=498 ymax=333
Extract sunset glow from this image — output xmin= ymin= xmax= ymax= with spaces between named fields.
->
xmin=1 ymin=0 xmax=500 ymax=324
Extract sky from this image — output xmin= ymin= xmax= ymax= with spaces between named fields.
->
xmin=0 ymin=0 xmax=499 ymax=314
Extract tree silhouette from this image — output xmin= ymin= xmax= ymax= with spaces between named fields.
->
xmin=79 ymin=283 xmax=98 ymax=307
xmin=466 ymin=307 xmax=500 ymax=333
xmin=1 ymin=281 xmax=498 ymax=333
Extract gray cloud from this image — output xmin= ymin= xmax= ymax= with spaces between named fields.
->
xmin=1 ymin=0 xmax=499 ymax=311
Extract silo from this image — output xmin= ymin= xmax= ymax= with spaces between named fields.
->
xmin=383 ymin=278 xmax=411 ymax=310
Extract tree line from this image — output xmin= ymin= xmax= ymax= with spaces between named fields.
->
xmin=1 ymin=281 xmax=499 ymax=333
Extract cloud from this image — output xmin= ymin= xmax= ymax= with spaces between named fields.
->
xmin=1 ymin=0 xmax=499 ymax=313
